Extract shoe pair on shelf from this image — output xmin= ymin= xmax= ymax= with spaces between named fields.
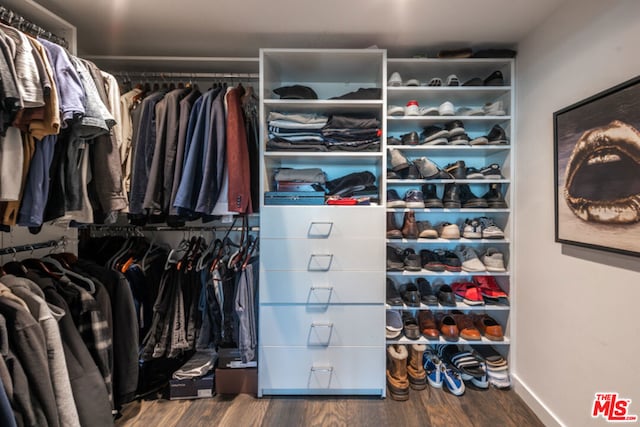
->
xmin=387 ymin=277 xmax=439 ymax=307
xmin=388 ymin=72 xmax=462 ymax=88
xmin=454 ymin=246 xmax=507 ymax=272
xmin=450 ymin=278 xmax=509 ymax=308
xmin=461 ymin=217 xmax=505 ymax=239
xmin=387 ymin=101 xmax=456 ymax=117
xmin=386 ymin=343 xmax=428 ymax=400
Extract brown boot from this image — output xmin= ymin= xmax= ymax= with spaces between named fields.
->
xmin=407 ymin=344 xmax=427 ymax=390
xmin=386 ymin=344 xmax=410 ymax=400
xmin=401 ymin=211 xmax=419 ymax=239
xmin=387 ymin=212 xmax=403 ymax=239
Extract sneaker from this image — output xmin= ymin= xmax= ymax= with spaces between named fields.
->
xmin=448 ymin=133 xmax=470 ymax=145
xmin=451 ymin=281 xmax=484 ymax=306
xmin=419 ymin=106 xmax=440 ymax=116
xmin=484 ymin=70 xmax=505 ymax=86
xmin=437 ymin=222 xmax=461 ymax=239
xmin=423 ymin=352 xmax=443 ymax=388
xmin=401 ymin=131 xmax=420 ymax=145
xmin=420 ymin=125 xmax=450 ymax=144
xmin=466 ymin=163 xmax=503 ymax=179
xmin=406 ymin=78 xmax=420 ymax=87
xmin=387 ymin=245 xmax=405 ymax=271
xmin=387 ymin=189 xmax=406 ymax=208
xmin=422 ymin=184 xmax=444 ymax=208
xmin=444 ymin=120 xmax=465 ymax=136
xmin=420 ymin=249 xmax=445 ymax=272
xmin=482 ymin=183 xmax=508 ymax=208
xmin=482 ymin=248 xmax=506 ymax=272
xmin=401 ymin=163 xmax=421 ymax=180
xmin=486 ymin=125 xmax=509 ymax=144
xmin=387 ymin=136 xmax=402 ymax=145
xmin=441 ymin=363 xmax=465 ymax=396
xmin=445 ymin=74 xmax=460 ymax=87
xmin=417 ymin=221 xmax=438 ymax=239
xmin=405 ymin=100 xmax=420 ymax=116
xmin=479 ymin=217 xmax=505 ymax=239
xmin=469 ymin=135 xmax=489 ymax=145
xmin=471 ymin=345 xmax=512 ymax=389
xmin=473 ymin=276 xmax=509 ymax=305
xmin=413 ymin=157 xmax=439 ymax=179
xmin=386 ymin=310 xmax=403 ymax=339
xmin=388 ymin=148 xmax=410 ymax=172
xmin=427 ymin=77 xmax=442 ymax=87
xmin=388 ymin=71 xmax=403 ymax=87
xmin=439 ymin=101 xmax=455 ymax=116
xmin=404 ymin=189 xmax=425 ymax=208
xmin=456 ymin=106 xmax=485 ymax=116
xmin=483 ymin=101 xmax=506 ymax=116
xmin=462 ymin=218 xmax=482 ymax=239
xmin=441 ymin=250 xmax=462 ymax=272
xmin=444 ymin=160 xmax=466 ymax=180
xmin=387 ymin=105 xmax=405 ymax=116
xmin=387 ymin=168 xmax=400 ymax=180
xmin=455 ymin=246 xmax=486 ymax=272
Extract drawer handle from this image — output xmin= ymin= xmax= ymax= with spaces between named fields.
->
xmin=311 ymin=322 xmax=334 ymax=328
xmin=310 ymin=286 xmax=334 ymax=292
xmin=308 ymin=254 xmax=333 ymax=271
xmin=308 ymin=221 xmax=334 ymax=238
xmin=310 ymin=366 xmax=334 ymax=373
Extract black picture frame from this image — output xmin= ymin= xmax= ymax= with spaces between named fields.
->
xmin=554 ymin=75 xmax=640 ymax=257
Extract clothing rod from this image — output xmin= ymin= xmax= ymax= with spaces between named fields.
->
xmin=0 ymin=238 xmax=66 ymax=256
xmin=81 ymin=225 xmax=259 ymax=232
xmin=111 ymin=71 xmax=259 ymax=80
xmin=0 ymin=5 xmax=68 ymax=48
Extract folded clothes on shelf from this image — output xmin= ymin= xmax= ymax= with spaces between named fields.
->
xmin=274 ymin=167 xmax=327 ymax=183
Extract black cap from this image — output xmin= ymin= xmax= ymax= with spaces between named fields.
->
xmin=273 ymin=85 xmax=318 ymax=100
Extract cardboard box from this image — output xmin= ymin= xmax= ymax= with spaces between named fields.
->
xmin=215 ymin=368 xmax=258 ymax=395
xmin=169 ymin=373 xmax=215 ymax=400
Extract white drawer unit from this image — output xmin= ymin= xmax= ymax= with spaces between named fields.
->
xmin=259 ymin=305 xmax=383 ymax=347
xmin=260 ymin=237 xmax=383 ymax=271
xmin=261 ymin=206 xmax=385 ymax=239
xmin=258 ymin=48 xmax=386 ymax=397
xmin=260 ymin=270 xmax=384 ymax=304
xmin=259 ymin=347 xmax=385 ymax=395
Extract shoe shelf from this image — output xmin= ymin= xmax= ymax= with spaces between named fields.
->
xmin=387 ymin=116 xmax=511 ymax=122
xmin=387 ymin=179 xmax=510 ymax=185
xmin=383 ymin=146 xmax=509 ymax=158
xmin=386 ymin=238 xmax=510 ymax=244
xmin=386 ymin=270 xmax=509 ymax=277
xmin=387 ymin=88 xmax=510 ymax=106
xmin=386 ymin=208 xmax=511 ymax=213
xmin=385 ymin=303 xmax=510 ymax=311
xmin=386 ymin=336 xmax=511 ymax=346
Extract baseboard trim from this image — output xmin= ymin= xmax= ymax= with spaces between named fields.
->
xmin=512 ymin=373 xmax=565 ymax=427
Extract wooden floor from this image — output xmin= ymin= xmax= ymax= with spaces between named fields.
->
xmin=115 ymin=387 xmax=544 ymax=427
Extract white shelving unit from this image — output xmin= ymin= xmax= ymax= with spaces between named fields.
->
xmin=258 ymin=49 xmax=387 ymax=397
xmin=385 ymin=57 xmax=515 ymax=356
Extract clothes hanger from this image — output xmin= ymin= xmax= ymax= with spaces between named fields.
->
xmin=41 ymin=256 xmax=96 ymax=293
xmin=164 ymin=237 xmax=190 ymax=271
xmin=2 ymin=248 xmax=28 ymax=277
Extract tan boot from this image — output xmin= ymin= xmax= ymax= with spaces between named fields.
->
xmin=401 ymin=210 xmax=419 ymax=239
xmin=407 ymin=344 xmax=427 ymax=390
xmin=386 ymin=344 xmax=409 ymax=400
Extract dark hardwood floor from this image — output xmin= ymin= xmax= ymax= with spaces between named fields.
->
xmin=116 ymin=387 xmax=544 ymax=427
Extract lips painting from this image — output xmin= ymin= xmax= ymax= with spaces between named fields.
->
xmin=564 ymin=120 xmax=640 ymax=224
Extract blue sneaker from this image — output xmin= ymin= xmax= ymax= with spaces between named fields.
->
xmin=423 ymin=353 xmax=443 ymax=388
xmin=441 ymin=363 xmax=465 ymax=396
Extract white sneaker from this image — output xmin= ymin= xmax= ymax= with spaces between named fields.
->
xmin=438 ymin=222 xmax=460 ymax=240
xmin=439 ymin=101 xmax=455 ymax=116
xmin=387 ymin=105 xmax=405 ymax=116
xmin=406 ymin=78 xmax=420 ymax=86
xmin=482 ymin=248 xmax=506 ymax=272
xmin=483 ymin=101 xmax=506 ymax=116
xmin=462 ymin=219 xmax=482 ymax=239
xmin=405 ymin=100 xmax=420 ymax=116
xmin=388 ymin=71 xmax=403 ymax=87
xmin=479 ymin=217 xmax=505 ymax=239
xmin=419 ymin=106 xmax=440 ymax=116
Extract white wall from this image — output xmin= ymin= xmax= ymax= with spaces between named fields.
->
xmin=515 ymin=0 xmax=640 ymax=425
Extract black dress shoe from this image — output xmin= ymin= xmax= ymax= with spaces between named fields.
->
xmin=417 ymin=278 xmax=438 ymax=306
xmin=401 ymin=282 xmax=421 ymax=307
xmin=402 ymin=311 xmax=421 ymax=339
xmin=437 ymin=284 xmax=457 ymax=307
xmin=443 ymin=184 xmax=462 ymax=209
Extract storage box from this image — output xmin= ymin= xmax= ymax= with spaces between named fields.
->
xmin=215 ymin=368 xmax=258 ymax=395
xmin=169 ymin=373 xmax=215 ymax=400
xmin=264 ymin=191 xmax=325 ymax=205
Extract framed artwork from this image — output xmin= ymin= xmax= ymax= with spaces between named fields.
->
xmin=554 ymin=75 xmax=640 ymax=257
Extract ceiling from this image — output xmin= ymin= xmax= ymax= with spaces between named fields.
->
xmin=31 ymin=0 xmax=567 ymax=58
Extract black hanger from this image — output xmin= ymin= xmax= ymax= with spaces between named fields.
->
xmin=2 ymin=261 xmax=27 ymax=277
xmin=22 ymin=258 xmax=62 ymax=279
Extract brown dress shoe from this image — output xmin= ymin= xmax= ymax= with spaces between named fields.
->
xmin=452 ymin=311 xmax=481 ymax=340
xmin=472 ymin=313 xmax=504 ymax=341
xmin=436 ymin=313 xmax=459 ymax=341
xmin=386 ymin=212 xmax=403 ymax=239
xmin=401 ymin=210 xmax=419 ymax=239
xmin=417 ymin=310 xmax=439 ymax=339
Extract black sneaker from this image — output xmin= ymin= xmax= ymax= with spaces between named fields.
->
xmin=420 ymin=249 xmax=445 ymax=272
xmin=483 ymin=183 xmax=508 ymax=208
xmin=448 ymin=133 xmax=470 ymax=145
xmin=484 ymin=70 xmax=504 ymax=86
xmin=401 ymin=131 xmax=420 ymax=145
xmin=442 ymin=250 xmax=462 ymax=272
xmin=421 ymin=125 xmax=450 ymax=145
xmin=443 ymin=184 xmax=462 ymax=209
xmin=466 ymin=164 xmax=503 ymax=180
xmin=422 ymin=184 xmax=444 ymax=208
xmin=387 ymin=245 xmax=405 ymax=271
xmin=444 ymin=120 xmax=465 ymax=136
xmin=444 ymin=160 xmax=467 ymax=180
xmin=486 ymin=125 xmax=508 ymax=144
xmin=387 ymin=189 xmax=406 ymax=208
xmin=459 ymin=184 xmax=489 ymax=208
